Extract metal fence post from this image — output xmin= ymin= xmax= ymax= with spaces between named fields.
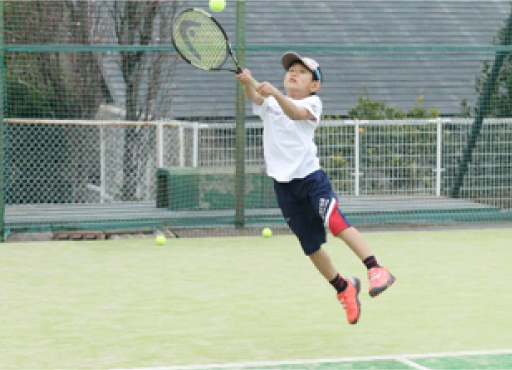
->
xmin=235 ymin=0 xmax=246 ymax=229
xmin=436 ymin=119 xmax=443 ymax=196
xmin=354 ymin=120 xmax=360 ymax=197
xmin=0 ymin=1 xmax=5 ymax=241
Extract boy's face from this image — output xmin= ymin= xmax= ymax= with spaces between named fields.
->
xmin=284 ymin=61 xmax=321 ymax=98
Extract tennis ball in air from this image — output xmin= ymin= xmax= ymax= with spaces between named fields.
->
xmin=209 ymin=0 xmax=226 ymax=12
xmin=262 ymin=227 xmax=272 ymax=238
xmin=156 ymin=235 xmax=166 ymax=246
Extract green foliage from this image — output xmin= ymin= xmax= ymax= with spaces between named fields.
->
xmin=408 ymin=95 xmax=441 ymax=119
xmin=348 ymin=87 xmax=440 ymax=119
xmin=348 ymin=92 xmax=406 ymax=120
xmin=462 ymin=24 xmax=512 ymax=117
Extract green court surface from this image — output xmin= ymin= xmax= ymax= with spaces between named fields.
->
xmin=157 ymin=351 xmax=512 ymax=370
xmin=412 ymin=353 xmax=512 ymax=370
xmin=0 ymin=228 xmax=511 ymax=369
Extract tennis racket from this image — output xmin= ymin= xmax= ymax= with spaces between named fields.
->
xmin=172 ymin=8 xmax=258 ymax=88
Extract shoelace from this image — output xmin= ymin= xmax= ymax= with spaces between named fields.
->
xmin=338 ymin=295 xmax=349 ymax=311
xmin=368 ymin=268 xmax=382 ymax=283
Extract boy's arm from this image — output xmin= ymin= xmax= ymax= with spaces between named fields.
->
xmin=256 ymin=82 xmax=316 ymax=121
xmin=236 ymin=69 xmax=264 ymax=105
xmin=272 ymin=90 xmax=316 ymax=121
xmin=242 ymin=84 xmax=264 ymax=106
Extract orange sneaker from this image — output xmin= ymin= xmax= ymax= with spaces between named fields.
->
xmin=368 ymin=267 xmax=396 ymax=297
xmin=336 ymin=277 xmax=361 ymax=325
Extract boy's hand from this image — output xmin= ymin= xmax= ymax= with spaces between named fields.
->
xmin=236 ymin=69 xmax=254 ymax=86
xmin=236 ymin=70 xmax=278 ymax=97
xmin=256 ymin=82 xmax=279 ymax=98
xmin=236 ymin=69 xmax=264 ymax=105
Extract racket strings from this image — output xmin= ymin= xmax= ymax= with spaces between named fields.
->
xmin=172 ymin=11 xmax=228 ymax=70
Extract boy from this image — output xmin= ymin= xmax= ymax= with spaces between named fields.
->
xmin=236 ymin=52 xmax=395 ymax=325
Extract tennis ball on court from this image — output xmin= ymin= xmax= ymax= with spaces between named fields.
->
xmin=209 ymin=0 xmax=226 ymax=12
xmin=262 ymin=227 xmax=272 ymax=238
xmin=156 ymin=235 xmax=166 ymax=246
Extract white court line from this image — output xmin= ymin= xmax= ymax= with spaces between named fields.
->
xmin=397 ymin=357 xmax=432 ymax=370
xmin=404 ymin=348 xmax=512 ymax=359
xmin=110 ymin=348 xmax=512 ymax=370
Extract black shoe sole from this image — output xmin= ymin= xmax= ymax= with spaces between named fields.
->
xmin=349 ymin=276 xmax=361 ymax=325
xmin=369 ymin=274 xmax=396 ymax=298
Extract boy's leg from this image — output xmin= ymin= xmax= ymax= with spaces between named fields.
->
xmin=336 ymin=226 xmax=372 ymax=261
xmin=273 ymin=179 xmax=360 ymax=324
xmin=309 ymin=246 xmax=337 ymax=281
xmin=309 ymin=248 xmax=361 ymax=325
xmin=336 ymin=227 xmax=396 ymax=297
xmin=307 ymin=170 xmax=396 ymax=297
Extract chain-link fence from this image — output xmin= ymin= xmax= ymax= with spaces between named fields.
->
xmin=2 ymin=1 xmax=512 ymax=238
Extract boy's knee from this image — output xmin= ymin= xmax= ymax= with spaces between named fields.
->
xmin=325 ymin=200 xmax=351 ymax=236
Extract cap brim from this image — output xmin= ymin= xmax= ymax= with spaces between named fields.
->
xmin=281 ymin=52 xmax=304 ymax=70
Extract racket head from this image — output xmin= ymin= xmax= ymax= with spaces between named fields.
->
xmin=172 ymin=8 xmax=238 ymax=72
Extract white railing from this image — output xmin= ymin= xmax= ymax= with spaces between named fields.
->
xmin=186 ymin=117 xmax=511 ymax=200
xmin=320 ymin=118 xmax=447 ymax=196
xmin=4 ymin=117 xmax=511 ymax=205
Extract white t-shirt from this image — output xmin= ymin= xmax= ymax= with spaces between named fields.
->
xmin=253 ymin=95 xmax=323 ymax=182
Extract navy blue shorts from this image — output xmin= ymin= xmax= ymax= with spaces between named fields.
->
xmin=273 ymin=169 xmax=351 ymax=256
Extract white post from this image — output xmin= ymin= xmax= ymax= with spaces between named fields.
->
xmin=156 ymin=121 xmax=164 ymax=168
xmin=354 ymin=120 xmax=360 ymax=197
xmin=436 ymin=119 xmax=443 ymax=196
xmin=192 ymin=122 xmax=199 ymax=167
xmin=179 ymin=125 xmax=185 ymax=167
xmin=100 ymin=125 xmax=106 ymax=203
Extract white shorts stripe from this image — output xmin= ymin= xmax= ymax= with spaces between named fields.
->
xmin=324 ymin=197 xmax=337 ymax=227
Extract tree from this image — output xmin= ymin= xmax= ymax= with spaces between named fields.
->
xmin=4 ymin=1 xmax=183 ymax=202
xmin=91 ymin=0 xmax=182 ymax=200
xmin=461 ymin=25 xmax=512 ymax=118
xmin=4 ymin=1 xmax=109 ymax=204
xmin=4 ymin=1 xmax=106 ymax=119
xmin=452 ymin=9 xmax=512 ymax=203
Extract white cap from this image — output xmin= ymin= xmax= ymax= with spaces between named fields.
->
xmin=281 ymin=51 xmax=323 ymax=83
